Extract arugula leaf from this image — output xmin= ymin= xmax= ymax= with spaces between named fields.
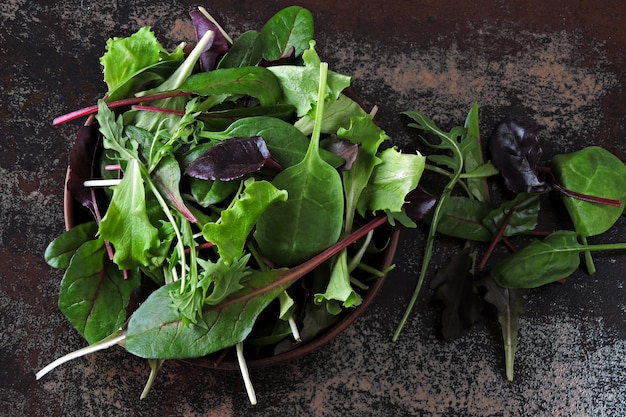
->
xmin=99 ymin=158 xmax=161 ymax=270
xmin=394 ymin=111 xmax=468 ymax=341
xmin=203 ymin=179 xmax=288 ymax=265
xmin=59 ymin=238 xmax=141 ymax=344
xmin=259 ymin=6 xmax=314 ymax=61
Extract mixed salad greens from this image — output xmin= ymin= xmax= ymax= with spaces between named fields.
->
xmin=37 ymin=3 xmax=626 ymax=405
xmin=37 ymin=6 xmax=424 ymax=402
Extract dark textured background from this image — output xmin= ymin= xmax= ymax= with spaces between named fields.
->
xmin=2 ymin=1 xmax=625 ymax=416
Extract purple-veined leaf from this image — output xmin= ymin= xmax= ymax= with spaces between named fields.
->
xmin=59 ymin=238 xmax=141 ymax=344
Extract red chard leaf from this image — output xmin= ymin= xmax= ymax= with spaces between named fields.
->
xmin=488 ymin=116 xmax=547 ymax=194
xmin=185 ymin=136 xmax=280 ymax=181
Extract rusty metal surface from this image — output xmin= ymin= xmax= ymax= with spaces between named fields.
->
xmin=1 ymin=1 xmax=625 ymax=416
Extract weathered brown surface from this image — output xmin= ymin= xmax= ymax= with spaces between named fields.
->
xmin=1 ymin=1 xmax=625 ymax=416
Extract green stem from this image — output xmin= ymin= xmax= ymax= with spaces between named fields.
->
xmin=580 ymin=235 xmax=597 ymax=275
xmin=393 ymin=135 xmax=463 ymax=342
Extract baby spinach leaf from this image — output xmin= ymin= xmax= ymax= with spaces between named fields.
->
xmin=491 ymin=230 xmax=581 ymax=288
xmin=99 ymin=158 xmax=161 ymax=270
xmin=218 ymin=30 xmax=263 ymax=69
xmin=59 ymin=238 xmax=141 ymax=344
xmin=180 ymin=66 xmax=282 ymax=106
xmin=255 ymin=63 xmax=344 ymax=266
xmin=479 ymin=275 xmax=527 ymax=381
xmin=259 ymin=6 xmax=313 ymax=61
xmin=551 ymin=146 xmax=626 ymax=238
xmin=203 ymin=179 xmax=288 ymax=265
xmin=488 ymin=115 xmax=547 ymax=194
xmin=45 ymin=221 xmax=99 ymax=269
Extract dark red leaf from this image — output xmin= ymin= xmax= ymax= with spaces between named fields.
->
xmin=189 ymin=6 xmax=230 ymax=72
xmin=403 ymin=186 xmax=437 ymax=222
xmin=67 ymin=122 xmax=102 ymax=218
xmin=488 ymin=116 xmax=547 ymax=194
xmin=185 ymin=136 xmax=278 ymax=181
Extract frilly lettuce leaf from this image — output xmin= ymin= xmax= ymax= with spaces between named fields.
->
xmin=100 ymin=26 xmax=184 ymax=101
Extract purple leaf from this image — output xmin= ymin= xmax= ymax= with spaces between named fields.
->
xmin=185 ymin=137 xmax=280 ymax=181
xmin=488 ymin=116 xmax=547 ymax=194
xmin=403 ymin=186 xmax=437 ymax=222
xmin=189 ymin=6 xmax=230 ymax=72
xmin=321 ymin=137 xmax=359 ymax=170
xmin=67 ymin=122 xmax=101 ymax=218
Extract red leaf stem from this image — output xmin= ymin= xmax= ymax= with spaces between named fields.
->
xmin=52 ymin=91 xmax=191 ymax=125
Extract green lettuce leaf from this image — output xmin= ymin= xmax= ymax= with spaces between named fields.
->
xmin=100 ymin=26 xmax=184 ymax=101
xmin=202 ymin=179 xmax=288 ymax=265
xmin=99 ymin=158 xmax=161 ymax=270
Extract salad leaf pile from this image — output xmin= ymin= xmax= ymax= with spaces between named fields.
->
xmin=38 ymin=6 xmax=425 ymax=401
xmin=37 ymin=3 xmax=626 ymax=404
xmin=394 ymin=105 xmax=626 ymax=382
